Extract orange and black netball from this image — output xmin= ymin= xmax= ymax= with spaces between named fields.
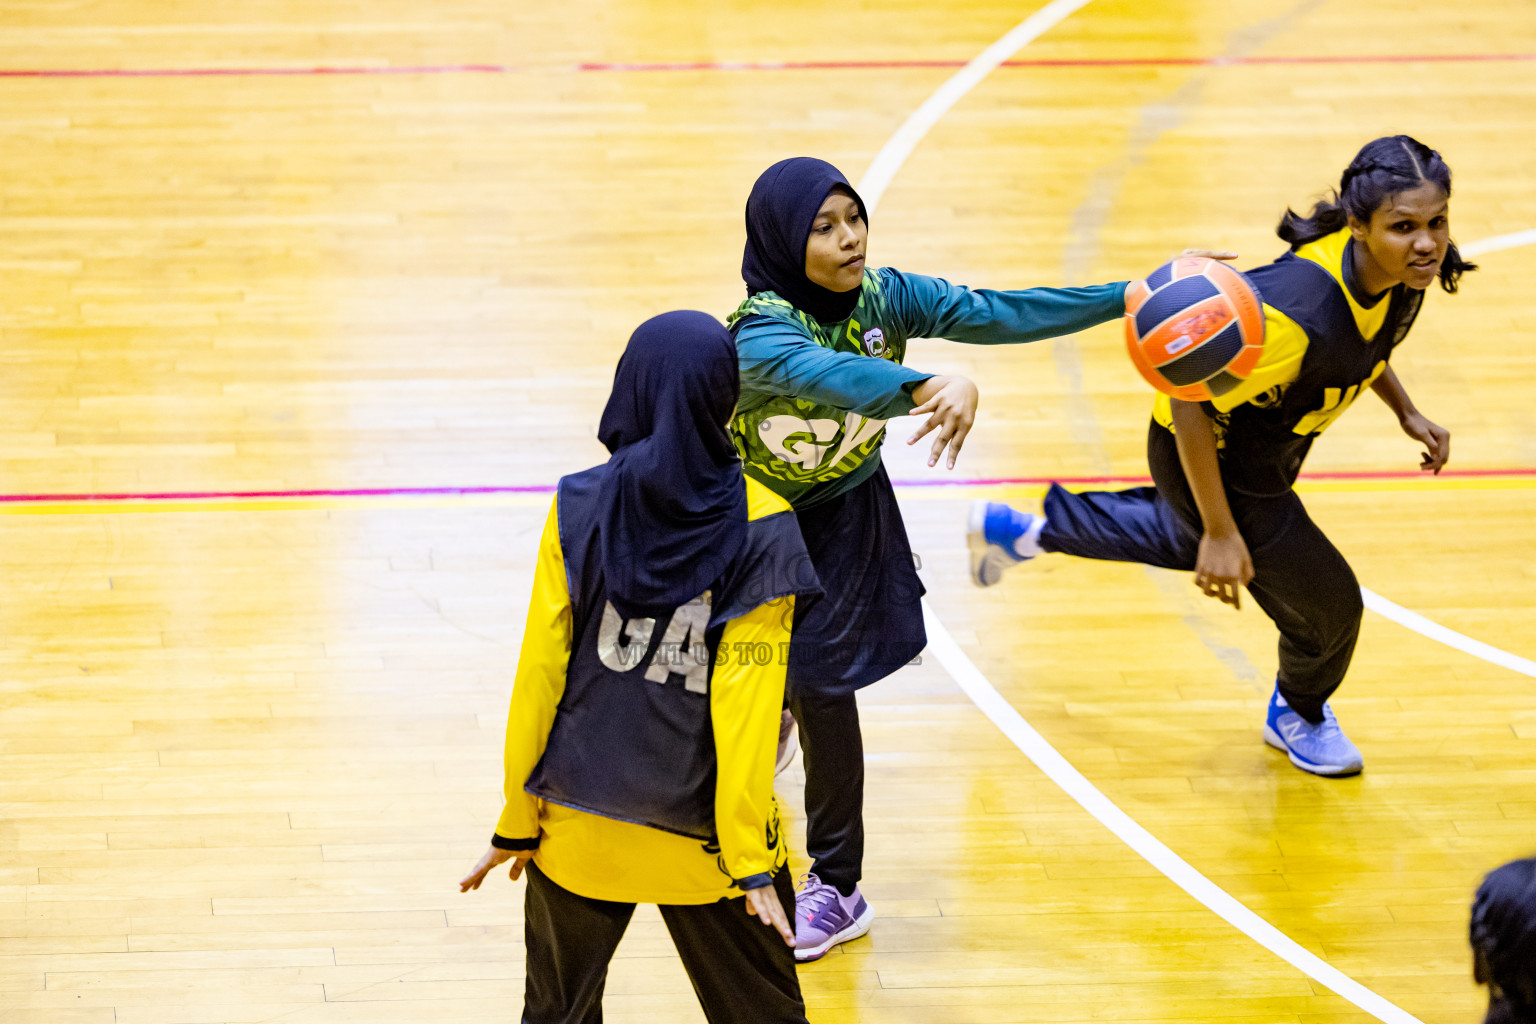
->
xmin=1124 ymin=256 xmax=1265 ymax=402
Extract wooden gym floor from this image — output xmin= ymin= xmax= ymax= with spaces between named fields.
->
xmin=2 ymin=1 xmax=1534 ymax=1022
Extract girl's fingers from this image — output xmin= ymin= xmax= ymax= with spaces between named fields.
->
xmin=908 ymin=412 xmax=942 ymax=444
xmin=945 ymin=428 xmax=970 ymax=469
xmin=1179 ymin=248 xmax=1238 ymax=261
xmin=928 ymin=427 xmax=953 ymax=466
xmin=908 ymin=399 xmax=937 ymax=417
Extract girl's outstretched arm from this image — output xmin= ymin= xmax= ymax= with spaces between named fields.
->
xmin=883 ymin=268 xmax=1127 ymax=346
xmin=1371 ymin=365 xmax=1450 ymax=473
xmin=1170 ymin=399 xmax=1253 ymax=609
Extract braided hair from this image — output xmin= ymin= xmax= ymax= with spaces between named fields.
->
xmin=1276 ymin=135 xmax=1477 ymax=294
xmin=1472 ymin=857 xmax=1536 ymax=1023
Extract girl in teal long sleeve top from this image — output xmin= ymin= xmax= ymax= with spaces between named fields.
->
xmin=732 ymin=156 xmax=1126 ymax=964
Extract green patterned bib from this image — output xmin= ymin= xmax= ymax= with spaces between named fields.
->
xmin=727 ymin=271 xmax=909 ymax=506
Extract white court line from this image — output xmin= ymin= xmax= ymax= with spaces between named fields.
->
xmin=855 ymin=4 xmax=1434 ymax=1021
xmin=1461 ymin=227 xmax=1536 ymax=258
xmin=856 ymin=0 xmax=1095 ymax=211
xmin=921 ymin=601 xmax=1425 ymax=1024
xmin=1355 ymin=226 xmax=1536 ymax=676
xmin=1362 ymin=588 xmax=1536 ymax=678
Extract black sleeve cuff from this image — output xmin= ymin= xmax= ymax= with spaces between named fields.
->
xmin=734 ymin=872 xmax=774 ymax=891
xmin=492 ymin=834 xmax=540 ymax=852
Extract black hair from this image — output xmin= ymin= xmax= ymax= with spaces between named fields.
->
xmin=1276 ymin=134 xmax=1476 ymax=294
xmin=1472 ymin=857 xmax=1536 ymax=1024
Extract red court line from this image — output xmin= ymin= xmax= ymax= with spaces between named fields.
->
xmin=580 ymin=53 xmax=1536 ymax=72
xmin=2 ymin=53 xmax=1534 ymax=79
xmin=0 ymin=64 xmax=515 ymax=78
xmin=0 ymin=485 xmax=553 ymax=503
xmin=890 ymin=467 xmax=1536 ymax=487
xmin=2 ymin=467 xmax=1532 ymax=505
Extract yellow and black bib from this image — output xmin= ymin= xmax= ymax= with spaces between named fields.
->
xmin=1211 ymin=230 xmax=1423 ymax=496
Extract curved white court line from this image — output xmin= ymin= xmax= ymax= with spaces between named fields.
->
xmin=921 ymin=600 xmax=1425 ymax=1024
xmin=849 ymin=4 xmax=1514 ymax=1022
xmin=1354 ymin=226 xmax=1536 ymax=676
xmin=857 ymin=0 xmax=1095 ymax=211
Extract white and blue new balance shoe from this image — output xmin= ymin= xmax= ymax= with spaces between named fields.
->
xmin=1262 ymin=685 xmax=1363 ymax=777
xmin=966 ymin=500 xmax=1043 ymax=588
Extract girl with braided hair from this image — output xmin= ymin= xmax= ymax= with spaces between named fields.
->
xmin=971 ymin=135 xmax=1476 ymax=777
xmin=1473 ymin=857 xmax=1536 ymax=1024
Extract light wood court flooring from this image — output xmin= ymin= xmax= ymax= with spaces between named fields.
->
xmin=1 ymin=1 xmax=1534 ymax=1022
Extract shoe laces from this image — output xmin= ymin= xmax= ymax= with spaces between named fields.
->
xmin=795 ymin=872 xmax=839 ymax=915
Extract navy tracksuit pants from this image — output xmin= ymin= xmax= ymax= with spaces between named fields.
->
xmin=1039 ymin=422 xmax=1362 ymax=723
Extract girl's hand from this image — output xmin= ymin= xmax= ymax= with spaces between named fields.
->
xmin=1401 ymin=413 xmax=1450 ymax=474
xmin=1194 ymin=532 xmax=1254 ymax=609
xmin=459 ymin=845 xmax=532 ymax=892
xmin=1176 ymin=248 xmax=1238 ymax=262
xmin=907 ymin=374 xmax=979 ymax=470
xmin=744 ymin=885 xmax=795 ymax=946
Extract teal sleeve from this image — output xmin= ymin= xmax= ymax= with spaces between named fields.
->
xmin=882 ymin=268 xmax=1128 ymax=345
xmin=735 ymin=315 xmax=933 ymax=419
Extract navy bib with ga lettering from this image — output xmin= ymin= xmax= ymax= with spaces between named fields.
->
xmin=523 ymin=466 xmax=814 ymax=841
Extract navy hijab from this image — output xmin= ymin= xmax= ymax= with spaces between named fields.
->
xmin=594 ymin=310 xmax=747 ymax=620
xmin=742 ymin=157 xmax=869 ymax=325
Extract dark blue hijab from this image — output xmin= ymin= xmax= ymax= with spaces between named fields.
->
xmin=595 ymin=310 xmax=747 ymax=620
xmin=742 ymin=157 xmax=869 ymax=325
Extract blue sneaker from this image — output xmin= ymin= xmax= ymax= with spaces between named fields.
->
xmin=1262 ymin=686 xmax=1363 ymax=776
xmin=966 ymin=500 xmax=1040 ymax=587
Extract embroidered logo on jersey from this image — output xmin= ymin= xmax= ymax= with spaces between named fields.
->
xmin=861 ymin=327 xmax=886 ymax=357
xmin=1249 ymin=385 xmax=1285 ymax=409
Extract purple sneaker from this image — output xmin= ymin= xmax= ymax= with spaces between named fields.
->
xmin=775 ymin=709 xmax=798 ymax=776
xmin=793 ymin=873 xmax=874 ymax=962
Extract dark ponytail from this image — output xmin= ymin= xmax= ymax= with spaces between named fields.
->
xmin=1277 ymin=134 xmax=1477 ymax=294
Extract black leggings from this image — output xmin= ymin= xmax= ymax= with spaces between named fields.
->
xmin=1038 ymin=421 xmax=1362 ymax=723
xmin=522 ymin=862 xmax=806 ymax=1024
xmin=787 ymin=684 xmax=864 ymax=895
